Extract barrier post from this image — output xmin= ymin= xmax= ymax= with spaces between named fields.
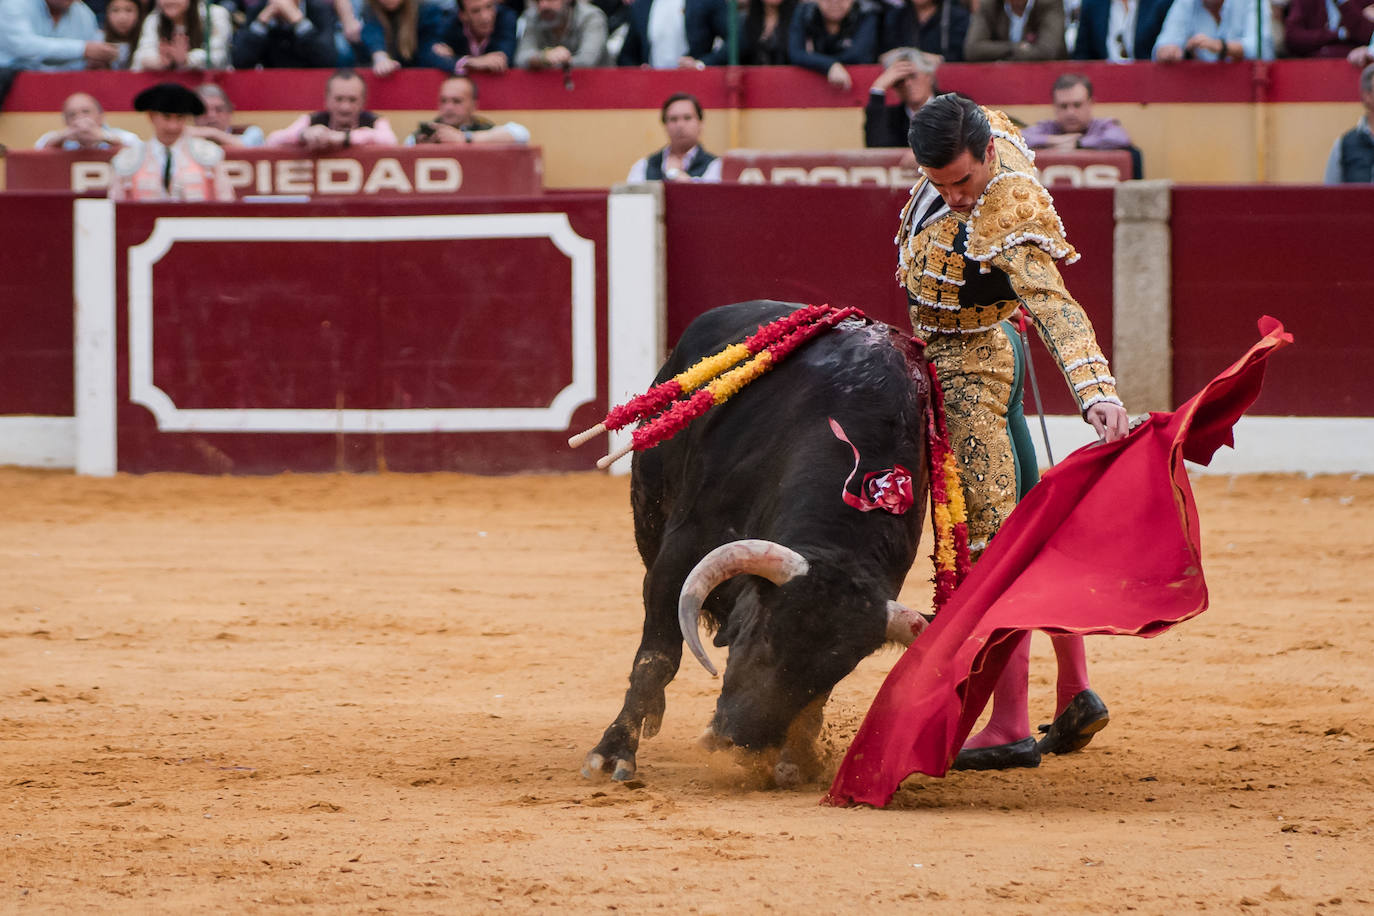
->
xmin=607 ymin=182 xmax=665 ymax=475
xmin=73 ymin=197 xmax=117 ymax=476
xmin=1111 ymin=180 xmax=1173 ymax=412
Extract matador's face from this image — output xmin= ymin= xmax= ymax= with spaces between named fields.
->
xmin=919 ymin=137 xmax=997 ymax=214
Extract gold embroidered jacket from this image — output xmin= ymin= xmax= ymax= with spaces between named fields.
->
xmin=895 ymin=111 xmax=1122 ymax=414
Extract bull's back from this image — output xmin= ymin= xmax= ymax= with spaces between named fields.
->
xmin=632 ymin=301 xmax=928 ymax=573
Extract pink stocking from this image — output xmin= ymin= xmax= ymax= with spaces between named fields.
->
xmin=1050 ymin=634 xmax=1090 ymax=716
xmin=962 ymin=635 xmax=1031 ymax=749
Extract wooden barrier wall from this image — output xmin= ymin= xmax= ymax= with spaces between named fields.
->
xmin=0 ymin=59 xmax=1363 ymax=189
xmin=2 ymin=183 xmax=1370 ymax=473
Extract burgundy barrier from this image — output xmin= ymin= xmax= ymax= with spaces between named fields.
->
xmin=1171 ymin=186 xmax=1374 ymax=417
xmin=662 ymin=184 xmax=1115 ymax=415
xmin=5 ymin=146 xmax=544 ymax=199
xmin=109 ymin=197 xmax=609 ymax=473
xmin=720 ymin=149 xmax=1132 ymax=189
xmin=1 ymin=59 xmax=1355 ymax=113
xmin=0 ymin=193 xmax=77 ymax=415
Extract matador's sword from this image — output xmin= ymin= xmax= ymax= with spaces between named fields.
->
xmin=1015 ymin=309 xmax=1055 ymax=466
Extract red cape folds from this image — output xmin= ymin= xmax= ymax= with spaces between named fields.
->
xmin=824 ymin=318 xmax=1294 ymax=808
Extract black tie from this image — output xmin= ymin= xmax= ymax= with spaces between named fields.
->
xmin=162 ymin=147 xmax=172 ymax=192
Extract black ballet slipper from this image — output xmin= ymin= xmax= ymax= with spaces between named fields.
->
xmin=951 ymin=736 xmax=1041 ymax=771
xmin=1036 ymin=689 xmax=1110 ymax=756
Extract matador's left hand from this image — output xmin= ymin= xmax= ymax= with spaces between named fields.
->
xmin=1086 ymin=402 xmax=1130 ymax=443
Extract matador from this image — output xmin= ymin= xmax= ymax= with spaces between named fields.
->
xmin=897 ymin=94 xmax=1129 ymax=770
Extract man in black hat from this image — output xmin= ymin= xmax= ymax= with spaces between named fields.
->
xmin=110 ymin=82 xmax=233 ymax=201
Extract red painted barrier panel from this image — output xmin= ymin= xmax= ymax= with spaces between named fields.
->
xmin=662 ymin=183 xmax=1114 ymax=415
xmin=1171 ymin=186 xmax=1374 ymax=417
xmin=5 ymin=146 xmax=544 ymax=199
xmin=108 ymin=196 xmax=609 ymax=473
xmin=719 ymin=149 xmax=1132 ymax=189
xmin=0 ymin=193 xmax=77 ymax=415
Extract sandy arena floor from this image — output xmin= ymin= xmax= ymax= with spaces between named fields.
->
xmin=1 ymin=467 xmax=1371 ymax=913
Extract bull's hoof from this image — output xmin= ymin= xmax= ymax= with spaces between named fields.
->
xmin=773 ymin=759 xmax=802 ymax=788
xmin=582 ymin=750 xmax=636 ymax=782
xmin=697 ymin=726 xmax=733 ymax=752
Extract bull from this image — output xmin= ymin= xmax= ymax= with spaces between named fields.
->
xmin=581 ymin=300 xmax=933 ymax=787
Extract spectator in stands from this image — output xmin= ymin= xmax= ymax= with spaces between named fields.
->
xmin=878 ymin=0 xmax=970 ymax=62
xmin=231 ymin=0 xmax=339 ymax=68
xmin=109 ymin=82 xmax=234 ymax=201
xmin=864 ymin=47 xmax=938 ymax=147
xmin=965 ymin=0 xmax=1068 ymax=59
xmin=1154 ymin=0 xmax=1274 ymax=58
xmin=1022 ymin=73 xmax=1131 ymax=149
xmin=617 ymin=0 xmax=731 ymax=68
xmin=406 ymin=74 xmax=531 ymax=143
xmin=354 ymin=0 xmax=449 ymax=75
xmin=0 ymin=0 xmax=118 ymax=71
xmin=788 ymin=0 xmax=879 ymax=90
xmin=1072 ymin=0 xmax=1173 ymax=59
xmin=627 ymin=92 xmax=722 ymax=181
xmin=515 ymin=0 xmax=611 ymax=69
xmin=92 ymin=0 xmax=144 ymax=69
xmin=131 ymin=0 xmax=234 ymax=70
xmin=1324 ymin=62 xmax=1374 ymax=182
xmin=190 ymin=83 xmax=265 ymax=146
xmin=34 ymin=91 xmax=139 ymax=149
xmin=267 ymin=68 xmax=399 ymax=147
xmin=1283 ymin=0 xmax=1374 ymax=58
xmin=703 ymin=0 xmax=797 ymax=64
xmin=429 ymin=0 xmax=518 ymax=74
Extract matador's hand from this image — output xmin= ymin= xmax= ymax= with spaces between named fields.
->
xmin=1086 ymin=402 xmax=1129 ymax=443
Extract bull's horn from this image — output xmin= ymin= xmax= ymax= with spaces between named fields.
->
xmin=885 ymin=600 xmax=929 ymax=646
xmin=677 ymin=539 xmax=810 ymax=677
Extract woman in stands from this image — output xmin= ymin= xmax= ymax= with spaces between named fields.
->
xmin=94 ymin=0 xmax=146 ymax=69
xmin=131 ymin=0 xmax=234 ymax=70
xmin=354 ymin=0 xmax=449 ymax=75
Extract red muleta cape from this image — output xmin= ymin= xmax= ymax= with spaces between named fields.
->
xmin=825 ymin=318 xmax=1294 ymax=808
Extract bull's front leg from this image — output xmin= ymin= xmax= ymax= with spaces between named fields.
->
xmin=582 ymin=562 xmax=688 ymax=781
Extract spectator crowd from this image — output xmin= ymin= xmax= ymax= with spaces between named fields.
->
xmin=5 ymin=0 xmax=1374 ymax=77
xmin=1 ymin=0 xmax=1370 ymax=187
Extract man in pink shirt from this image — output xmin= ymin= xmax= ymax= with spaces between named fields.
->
xmin=266 ymin=68 xmax=398 ymax=150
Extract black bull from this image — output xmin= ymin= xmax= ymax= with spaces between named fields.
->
xmin=583 ymin=300 xmax=934 ymax=787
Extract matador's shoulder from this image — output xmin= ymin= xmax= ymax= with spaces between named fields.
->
xmin=965 ymin=169 xmax=1079 ymax=267
xmin=983 ymin=107 xmax=1037 ymax=173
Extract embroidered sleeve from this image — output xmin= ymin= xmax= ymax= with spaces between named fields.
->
xmin=994 ymin=244 xmax=1122 ymax=413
